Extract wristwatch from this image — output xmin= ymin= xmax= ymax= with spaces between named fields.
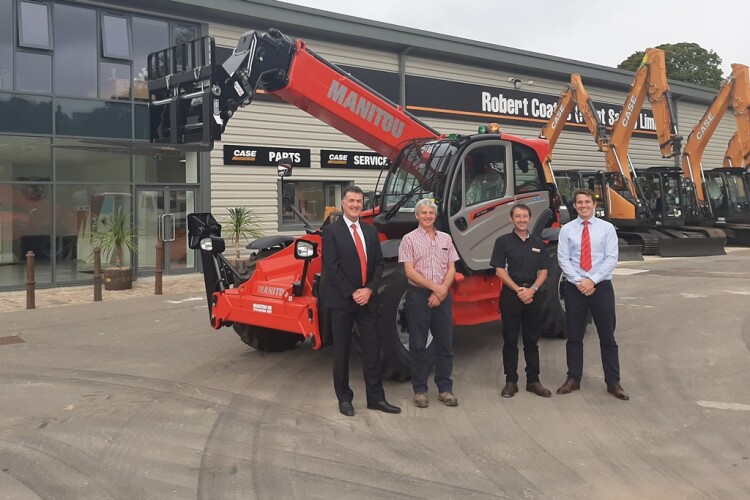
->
xmin=530 ymin=285 xmax=539 ymax=292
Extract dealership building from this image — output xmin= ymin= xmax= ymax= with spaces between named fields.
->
xmin=0 ymin=0 xmax=736 ymax=290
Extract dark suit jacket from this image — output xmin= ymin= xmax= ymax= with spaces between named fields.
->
xmin=322 ymin=216 xmax=384 ymax=310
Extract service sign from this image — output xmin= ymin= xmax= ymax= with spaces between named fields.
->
xmin=320 ymin=150 xmax=390 ymax=170
xmin=223 ymin=145 xmax=311 ymax=167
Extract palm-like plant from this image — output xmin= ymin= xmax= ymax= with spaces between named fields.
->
xmin=91 ymin=207 xmax=138 ymax=268
xmin=224 ymin=207 xmax=263 ymax=260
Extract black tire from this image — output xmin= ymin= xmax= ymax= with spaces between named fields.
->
xmin=377 ymin=263 xmax=413 ymax=381
xmin=540 ymin=243 xmax=568 ymax=339
xmin=232 ymin=324 xmax=303 ymax=352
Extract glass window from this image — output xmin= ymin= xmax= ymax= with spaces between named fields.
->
xmin=0 ymin=92 xmax=52 ymax=134
xmin=15 ymin=51 xmax=51 ymax=94
xmin=56 ymin=98 xmax=131 ymax=138
xmin=53 ymin=4 xmax=97 ymax=98
xmin=132 ymin=16 xmax=168 ymax=101
xmin=18 ymin=1 xmax=51 ymax=49
xmin=100 ymin=62 xmax=131 ymax=100
xmin=0 ymin=0 xmax=12 ymax=91
xmin=55 ymin=142 xmax=131 ymax=183
xmin=102 ymin=14 xmax=130 ymax=59
xmin=0 ymin=136 xmax=52 ymax=182
xmin=173 ymin=25 xmax=196 ymax=72
xmin=0 ymin=181 xmax=52 ymax=286
xmin=280 ymin=181 xmax=347 ymax=227
xmin=134 ymin=103 xmax=148 ymax=139
xmin=54 ymin=184 xmax=133 ymax=284
xmin=134 ymin=153 xmax=187 ymax=183
xmin=464 ymin=146 xmax=506 ymax=206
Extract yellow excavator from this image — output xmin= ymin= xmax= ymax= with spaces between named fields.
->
xmin=683 ymin=63 xmax=750 ymax=242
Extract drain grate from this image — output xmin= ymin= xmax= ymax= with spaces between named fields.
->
xmin=0 ymin=336 xmax=25 ymax=346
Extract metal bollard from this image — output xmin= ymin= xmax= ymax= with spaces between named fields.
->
xmin=25 ymin=251 xmax=35 ymax=310
xmin=93 ymin=246 xmax=102 ymax=302
xmin=155 ymin=240 xmax=164 ymax=295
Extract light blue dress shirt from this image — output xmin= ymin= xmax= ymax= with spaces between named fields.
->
xmin=558 ymin=216 xmax=618 ymax=284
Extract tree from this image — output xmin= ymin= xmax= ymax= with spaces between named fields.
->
xmin=618 ymin=43 xmax=723 ymax=89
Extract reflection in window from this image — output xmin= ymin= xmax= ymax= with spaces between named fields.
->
xmin=55 ymin=98 xmax=131 ymax=138
xmin=100 ymin=62 xmax=131 ymax=100
xmin=0 ymin=0 xmax=12 ymax=90
xmin=18 ymin=1 xmax=51 ymax=49
xmin=54 ymin=4 xmax=97 ymax=98
xmin=0 ymin=181 xmax=53 ymax=287
xmin=0 ymin=93 xmax=52 ymax=134
xmin=102 ymin=14 xmax=131 ymax=59
xmin=54 ymin=184 xmax=132 ymax=283
xmin=16 ymin=52 xmax=52 ymax=94
xmin=134 ymin=153 xmax=189 ymax=183
xmin=55 ymin=143 xmax=131 ymax=183
xmin=281 ymin=181 xmax=347 ymax=227
xmin=132 ymin=16 xmax=168 ymax=101
xmin=0 ymin=136 xmax=52 ymax=182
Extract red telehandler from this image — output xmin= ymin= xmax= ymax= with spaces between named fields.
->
xmin=147 ymin=30 xmax=567 ymax=379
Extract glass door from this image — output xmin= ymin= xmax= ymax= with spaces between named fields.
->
xmin=136 ymin=188 xmax=196 ymax=275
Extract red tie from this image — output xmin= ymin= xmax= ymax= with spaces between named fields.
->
xmin=580 ymin=220 xmax=592 ymax=272
xmin=351 ymin=223 xmax=368 ymax=286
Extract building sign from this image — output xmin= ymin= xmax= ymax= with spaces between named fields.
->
xmin=223 ymin=145 xmax=311 ymax=167
xmin=320 ymin=149 xmax=390 ymax=169
xmin=405 ymin=75 xmax=657 ymax=138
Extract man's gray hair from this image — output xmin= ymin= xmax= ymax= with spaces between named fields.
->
xmin=414 ymin=197 xmax=437 ymax=216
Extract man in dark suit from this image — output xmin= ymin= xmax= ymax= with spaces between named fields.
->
xmin=322 ymin=186 xmax=401 ymax=417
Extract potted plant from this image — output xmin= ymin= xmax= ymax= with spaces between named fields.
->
xmin=223 ymin=207 xmax=263 ymax=272
xmin=91 ymin=207 xmax=138 ymax=290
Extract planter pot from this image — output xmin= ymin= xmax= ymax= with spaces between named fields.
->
xmin=104 ymin=267 xmax=133 ymax=290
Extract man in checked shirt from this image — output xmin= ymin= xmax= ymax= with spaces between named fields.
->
xmin=398 ymin=198 xmax=460 ymax=408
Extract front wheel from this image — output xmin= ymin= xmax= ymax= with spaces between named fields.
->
xmin=540 ymin=243 xmax=567 ymax=339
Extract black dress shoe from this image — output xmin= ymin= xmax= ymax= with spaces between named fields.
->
xmin=607 ymin=383 xmax=630 ymax=401
xmin=367 ymin=400 xmax=401 ymax=414
xmin=339 ymin=401 xmax=354 ymax=416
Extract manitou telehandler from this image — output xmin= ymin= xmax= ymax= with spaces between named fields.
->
xmin=147 ymin=30 xmax=567 ymax=379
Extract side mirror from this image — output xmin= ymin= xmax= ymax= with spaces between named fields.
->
xmin=277 ymin=161 xmax=293 ymax=179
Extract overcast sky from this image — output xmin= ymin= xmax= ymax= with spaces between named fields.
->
xmin=283 ymin=0 xmax=748 ymax=78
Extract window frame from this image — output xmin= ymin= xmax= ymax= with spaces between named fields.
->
xmin=18 ymin=0 xmax=52 ymax=50
xmin=101 ymin=12 xmax=132 ymax=60
xmin=278 ymin=179 xmax=350 ymax=230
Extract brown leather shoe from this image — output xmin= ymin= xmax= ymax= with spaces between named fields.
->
xmin=526 ymin=382 xmax=552 ymax=398
xmin=414 ymin=392 xmax=429 ymax=408
xmin=501 ymin=382 xmax=519 ymax=398
xmin=556 ymin=378 xmax=581 ymax=395
xmin=438 ymin=391 xmax=458 ymax=407
xmin=607 ymin=383 xmax=630 ymax=401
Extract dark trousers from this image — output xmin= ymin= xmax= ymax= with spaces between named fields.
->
xmin=499 ymin=286 xmax=542 ymax=384
xmin=330 ymin=306 xmax=385 ymax=405
xmin=406 ymin=286 xmax=453 ymax=394
xmin=563 ymin=280 xmax=620 ymax=384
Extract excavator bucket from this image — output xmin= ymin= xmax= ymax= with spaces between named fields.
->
xmin=618 ymin=239 xmax=643 ymax=261
xmin=653 ymin=228 xmax=726 ymax=257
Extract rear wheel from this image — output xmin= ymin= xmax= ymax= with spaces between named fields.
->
xmin=540 ymin=243 xmax=567 ymax=339
xmin=232 ymin=324 xmax=303 ymax=352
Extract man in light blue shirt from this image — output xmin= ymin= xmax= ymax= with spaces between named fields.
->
xmin=556 ymin=188 xmax=629 ymax=401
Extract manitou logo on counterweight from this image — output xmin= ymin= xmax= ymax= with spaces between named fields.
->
xmin=327 ymin=81 xmax=405 ymax=139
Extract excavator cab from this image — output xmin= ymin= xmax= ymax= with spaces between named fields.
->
xmin=704 ymin=168 xmax=750 ymax=223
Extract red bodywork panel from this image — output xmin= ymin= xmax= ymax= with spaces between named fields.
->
xmin=268 ymin=41 xmax=439 ymax=161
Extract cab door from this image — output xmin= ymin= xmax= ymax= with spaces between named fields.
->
xmin=446 ymin=140 xmax=550 ymax=271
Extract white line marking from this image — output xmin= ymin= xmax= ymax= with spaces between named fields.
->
xmin=167 ymin=297 xmax=204 ymax=304
xmin=680 ymin=293 xmax=706 ymax=299
xmin=697 ymin=400 xmax=750 ymax=411
xmin=613 ymin=268 xmax=649 ymax=275
xmin=726 ymin=290 xmax=750 ymax=296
